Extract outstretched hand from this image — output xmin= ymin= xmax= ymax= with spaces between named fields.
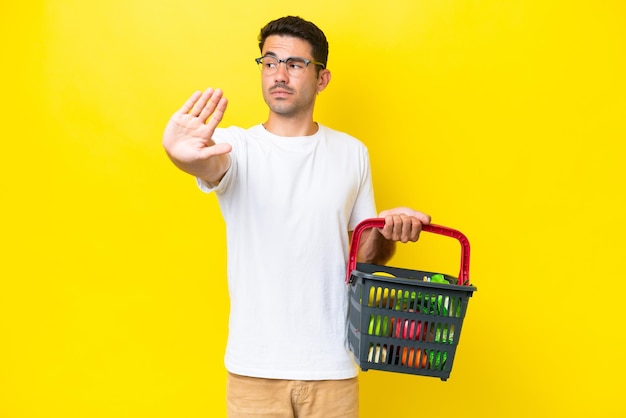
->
xmin=162 ymin=88 xmax=231 ymax=181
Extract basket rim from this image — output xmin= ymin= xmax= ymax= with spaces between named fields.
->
xmin=349 ymin=269 xmax=477 ymax=292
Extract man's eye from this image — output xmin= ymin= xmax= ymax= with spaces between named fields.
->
xmin=287 ymin=59 xmax=305 ymax=69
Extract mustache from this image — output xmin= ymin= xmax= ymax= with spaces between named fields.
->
xmin=270 ymin=83 xmax=294 ymax=93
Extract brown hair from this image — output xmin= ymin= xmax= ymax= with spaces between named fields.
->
xmin=258 ymin=16 xmax=329 ymax=69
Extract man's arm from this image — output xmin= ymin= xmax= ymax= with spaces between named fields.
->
xmin=162 ymin=88 xmax=232 ymax=184
xmin=355 ymin=207 xmax=431 ymax=265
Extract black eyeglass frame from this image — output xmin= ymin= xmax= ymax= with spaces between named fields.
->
xmin=254 ymin=55 xmax=326 ymax=74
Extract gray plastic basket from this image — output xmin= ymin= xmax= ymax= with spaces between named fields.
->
xmin=345 ymin=218 xmax=477 ymax=381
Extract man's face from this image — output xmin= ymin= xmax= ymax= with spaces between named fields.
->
xmin=259 ymin=35 xmax=324 ymax=118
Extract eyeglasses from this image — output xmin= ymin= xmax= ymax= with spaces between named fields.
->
xmin=255 ymin=55 xmax=326 ymax=76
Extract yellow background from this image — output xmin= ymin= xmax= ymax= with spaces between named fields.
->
xmin=2 ymin=1 xmax=625 ymax=417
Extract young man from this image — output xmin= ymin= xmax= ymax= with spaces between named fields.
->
xmin=162 ymin=16 xmax=430 ymax=417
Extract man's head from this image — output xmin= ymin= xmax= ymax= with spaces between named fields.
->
xmin=256 ymin=16 xmax=332 ymax=128
xmin=258 ymin=16 xmax=329 ymax=72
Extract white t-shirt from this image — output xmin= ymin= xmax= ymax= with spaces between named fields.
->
xmin=198 ymin=124 xmax=377 ymax=380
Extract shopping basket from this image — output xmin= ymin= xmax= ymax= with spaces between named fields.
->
xmin=345 ymin=218 xmax=476 ymax=381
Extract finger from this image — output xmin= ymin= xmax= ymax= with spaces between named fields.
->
xmin=205 ymin=97 xmax=228 ymax=131
xmin=408 ymin=217 xmax=422 ymax=242
xmin=382 ymin=215 xmax=422 ymax=242
xmin=381 ymin=214 xmax=401 ymax=241
xmin=199 ymin=89 xmax=226 ymax=123
xmin=177 ymin=90 xmax=203 ymax=115
xmin=198 ymin=142 xmax=233 ymax=159
xmin=189 ymin=87 xmax=215 ymax=117
xmin=401 ymin=216 xmax=414 ymax=243
xmin=397 ymin=215 xmax=412 ymax=241
xmin=379 ymin=207 xmax=431 ymax=225
xmin=415 ymin=211 xmax=431 ymax=225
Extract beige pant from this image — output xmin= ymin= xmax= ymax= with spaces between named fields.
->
xmin=226 ymin=372 xmax=359 ymax=418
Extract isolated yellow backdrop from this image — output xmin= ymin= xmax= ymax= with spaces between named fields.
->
xmin=2 ymin=1 xmax=625 ymax=417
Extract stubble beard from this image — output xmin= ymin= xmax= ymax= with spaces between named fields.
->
xmin=263 ymin=84 xmax=315 ymax=118
xmin=267 ymin=99 xmax=297 ymax=116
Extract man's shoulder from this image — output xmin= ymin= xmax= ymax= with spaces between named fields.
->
xmin=318 ymin=124 xmax=368 ymax=150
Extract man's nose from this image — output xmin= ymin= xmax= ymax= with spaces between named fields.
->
xmin=273 ymin=62 xmax=289 ymax=81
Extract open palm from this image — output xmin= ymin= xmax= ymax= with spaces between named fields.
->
xmin=162 ymin=88 xmax=232 ymax=178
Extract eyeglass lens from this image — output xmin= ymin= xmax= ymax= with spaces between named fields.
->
xmin=258 ymin=57 xmax=309 ymax=76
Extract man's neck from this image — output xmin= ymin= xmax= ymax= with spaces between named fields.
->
xmin=263 ymin=114 xmax=319 ymax=137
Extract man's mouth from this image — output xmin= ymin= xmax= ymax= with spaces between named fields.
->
xmin=270 ymin=84 xmax=293 ymax=95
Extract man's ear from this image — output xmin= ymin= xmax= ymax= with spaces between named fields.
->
xmin=317 ymin=69 xmax=332 ymax=93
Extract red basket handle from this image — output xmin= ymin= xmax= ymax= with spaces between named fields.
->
xmin=345 ymin=218 xmax=471 ymax=285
